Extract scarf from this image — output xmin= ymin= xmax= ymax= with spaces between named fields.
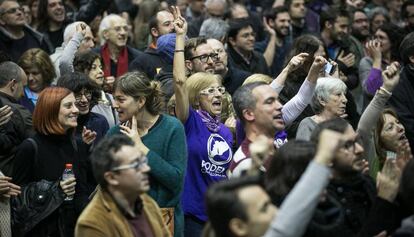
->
xmin=101 ymin=43 xmax=129 ymax=77
xmin=197 ymin=110 xmax=221 ymax=133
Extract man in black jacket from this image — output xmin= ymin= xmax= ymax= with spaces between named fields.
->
xmin=0 ymin=0 xmax=52 ymax=61
xmin=389 ymin=32 xmax=414 ymax=154
xmin=0 ymin=61 xmax=32 ymax=176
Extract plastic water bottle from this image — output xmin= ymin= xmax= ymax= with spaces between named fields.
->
xmin=62 ymin=163 xmax=75 ymax=201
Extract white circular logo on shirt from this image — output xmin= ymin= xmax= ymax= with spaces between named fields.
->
xmin=207 ymin=134 xmax=232 ymax=166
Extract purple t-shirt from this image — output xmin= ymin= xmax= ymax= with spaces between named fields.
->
xmin=181 ymin=109 xmax=233 ymax=222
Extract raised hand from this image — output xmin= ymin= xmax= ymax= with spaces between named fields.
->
xmin=0 ymin=105 xmax=13 ymax=126
xmin=248 ymin=135 xmax=274 ymax=175
xmin=287 ymin=53 xmax=309 ymax=73
xmin=263 ymin=16 xmax=276 ymax=37
xmin=82 ymin=126 xmax=97 ymax=145
xmin=365 ymin=39 xmax=382 ymax=61
xmin=396 ymin=140 xmax=412 ymax=171
xmin=376 ymin=158 xmax=401 ymax=202
xmin=314 ymin=129 xmax=344 ymax=165
xmin=75 ymin=22 xmax=87 ymax=37
xmin=171 ymin=6 xmax=187 ymax=36
xmin=381 ymin=61 xmax=400 ymax=92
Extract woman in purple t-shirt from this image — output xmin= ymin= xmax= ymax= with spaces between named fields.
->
xmin=172 ymin=7 xmax=233 ymax=237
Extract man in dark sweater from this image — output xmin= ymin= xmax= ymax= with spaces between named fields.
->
xmin=0 ymin=0 xmax=52 ymax=61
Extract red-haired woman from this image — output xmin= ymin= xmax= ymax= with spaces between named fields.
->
xmin=12 ymin=87 xmax=89 ymax=237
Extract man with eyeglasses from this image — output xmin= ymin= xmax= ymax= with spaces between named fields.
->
xmin=184 ymin=36 xmax=217 ymax=75
xmin=0 ymin=0 xmax=52 ymax=61
xmin=75 ymin=135 xmax=171 ymax=237
xmin=227 ymin=18 xmax=270 ymax=75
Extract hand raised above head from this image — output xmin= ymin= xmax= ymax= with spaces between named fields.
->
xmin=381 ymin=61 xmax=400 ymax=92
xmin=171 ymin=6 xmax=187 ymax=36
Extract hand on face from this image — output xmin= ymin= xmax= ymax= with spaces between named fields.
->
xmin=365 ymin=39 xmax=382 ymax=60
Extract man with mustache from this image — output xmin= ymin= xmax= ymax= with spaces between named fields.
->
xmin=75 ymin=135 xmax=171 ymax=237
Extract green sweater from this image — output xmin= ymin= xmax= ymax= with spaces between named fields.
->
xmin=107 ymin=114 xmax=187 ymax=237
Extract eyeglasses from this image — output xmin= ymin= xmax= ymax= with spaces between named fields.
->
xmin=75 ymin=91 xmax=92 ymax=101
xmin=0 ymin=6 xmax=24 ymax=15
xmin=189 ymin=53 xmax=219 ymax=63
xmin=111 ymin=156 xmax=148 ymax=172
xmin=200 ymin=86 xmax=226 ymax=95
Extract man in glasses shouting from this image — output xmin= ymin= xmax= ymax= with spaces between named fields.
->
xmin=75 ymin=135 xmax=171 ymax=237
xmin=0 ymin=0 xmax=52 ymax=61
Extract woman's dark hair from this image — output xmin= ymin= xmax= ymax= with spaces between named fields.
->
xmin=284 ymin=34 xmax=324 ymax=82
xmin=377 ymin=23 xmax=405 ymax=61
xmin=265 ymin=140 xmax=316 ymax=205
xmin=56 ymin=72 xmax=100 ymax=107
xmin=73 ymin=50 xmax=102 ymax=73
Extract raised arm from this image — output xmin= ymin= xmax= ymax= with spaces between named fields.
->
xmin=281 ymin=56 xmax=326 ymax=125
xmin=262 ymin=17 xmax=277 ymax=67
xmin=59 ymin=23 xmax=87 ymax=76
xmin=172 ymin=6 xmax=190 ymax=123
xmin=270 ymin=53 xmax=308 ymax=93
xmin=264 ymin=129 xmax=343 ymax=237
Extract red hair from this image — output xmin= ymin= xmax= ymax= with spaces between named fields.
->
xmin=33 ymin=87 xmax=72 ymax=135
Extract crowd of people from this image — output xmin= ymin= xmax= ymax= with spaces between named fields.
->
xmin=1 ymin=0 xmax=414 ymax=236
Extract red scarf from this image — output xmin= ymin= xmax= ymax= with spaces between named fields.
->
xmin=101 ymin=43 xmax=129 ymax=77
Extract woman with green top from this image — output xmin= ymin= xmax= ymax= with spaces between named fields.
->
xmin=106 ymin=71 xmax=187 ymax=237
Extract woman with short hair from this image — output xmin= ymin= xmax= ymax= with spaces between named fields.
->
xmin=12 ymin=87 xmax=89 ymax=236
xmin=18 ymin=48 xmax=56 ymax=113
xmin=296 ymin=77 xmax=348 ymax=140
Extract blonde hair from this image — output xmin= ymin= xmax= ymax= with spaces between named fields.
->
xmin=243 ymin=74 xmax=273 ymax=85
xmin=185 ymin=72 xmax=221 ymax=108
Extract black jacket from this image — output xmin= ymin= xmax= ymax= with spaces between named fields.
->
xmin=129 ymin=47 xmax=168 ymax=79
xmin=0 ymin=25 xmax=53 ymax=62
xmin=11 ymin=180 xmax=66 ymax=237
xmin=222 ymin=63 xmax=251 ymax=95
xmin=0 ymin=92 xmax=33 ymax=176
xmin=227 ymin=45 xmax=270 ymax=75
xmin=388 ymin=64 xmax=414 ymax=154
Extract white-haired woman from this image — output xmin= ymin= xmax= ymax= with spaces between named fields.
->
xmin=296 ymin=77 xmax=348 ymax=141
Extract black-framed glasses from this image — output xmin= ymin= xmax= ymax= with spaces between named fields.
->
xmin=0 ymin=6 xmax=24 ymax=15
xmin=189 ymin=53 xmax=219 ymax=63
xmin=200 ymin=86 xmax=226 ymax=95
xmin=75 ymin=91 xmax=92 ymax=101
xmin=111 ymin=156 xmax=148 ymax=172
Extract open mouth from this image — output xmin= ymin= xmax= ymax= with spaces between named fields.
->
xmin=273 ymin=114 xmax=284 ymax=122
xmin=399 ymin=133 xmax=407 ymax=141
xmin=212 ymin=101 xmax=222 ymax=108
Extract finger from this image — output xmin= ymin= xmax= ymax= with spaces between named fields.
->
xmin=176 ymin=6 xmax=182 ymax=18
xmin=132 ymin=115 xmax=138 ymax=131
xmin=0 ymin=176 xmax=12 ymax=181
xmin=8 ymin=183 xmax=20 ymax=191
xmin=119 ymin=125 xmax=131 ymax=133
